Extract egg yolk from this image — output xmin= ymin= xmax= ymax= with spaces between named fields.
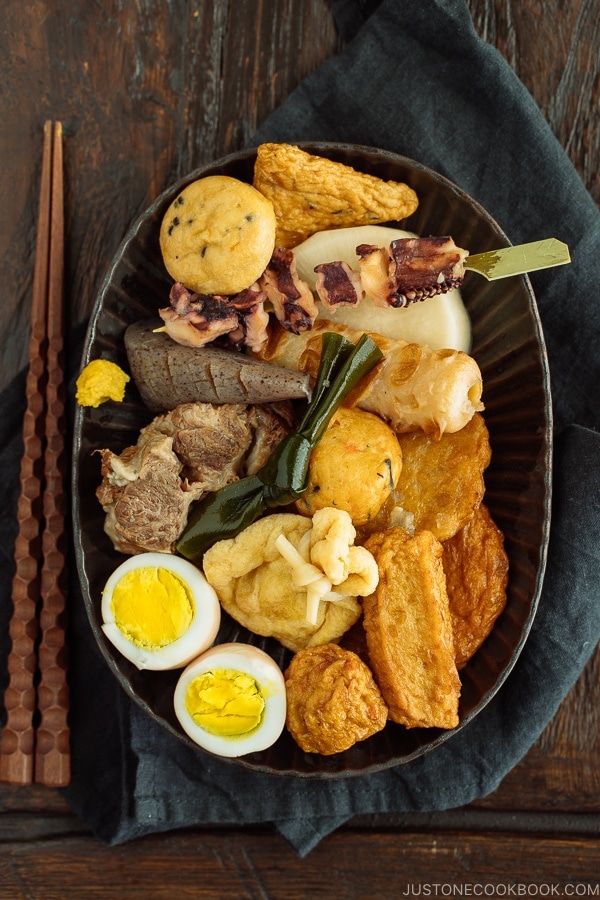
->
xmin=111 ymin=566 xmax=194 ymax=649
xmin=185 ymin=668 xmax=265 ymax=738
xmin=76 ymin=358 xmax=130 ymax=408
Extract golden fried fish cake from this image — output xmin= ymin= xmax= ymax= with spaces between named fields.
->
xmin=295 ymin=406 xmax=403 ymax=526
xmin=160 ymin=175 xmax=276 ymax=295
xmin=253 ymin=143 xmax=419 ymax=248
xmin=442 ymin=503 xmax=509 ymax=669
xmin=392 ymin=412 xmax=491 ymax=541
xmin=284 ymin=643 xmax=388 ymax=755
xmin=362 ymin=528 xmax=460 ymax=730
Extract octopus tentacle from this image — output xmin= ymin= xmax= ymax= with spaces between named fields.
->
xmin=387 ymin=237 xmax=468 ymax=307
xmin=259 ymin=247 xmax=318 ymax=334
xmin=314 ymin=260 xmax=363 ymax=311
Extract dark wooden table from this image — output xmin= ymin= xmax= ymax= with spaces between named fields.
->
xmin=1 ymin=1 xmax=599 ymax=894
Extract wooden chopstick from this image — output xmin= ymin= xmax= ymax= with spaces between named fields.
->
xmin=0 ymin=121 xmax=70 ymax=787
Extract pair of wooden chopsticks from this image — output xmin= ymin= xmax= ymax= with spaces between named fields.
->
xmin=0 ymin=121 xmax=70 ymax=787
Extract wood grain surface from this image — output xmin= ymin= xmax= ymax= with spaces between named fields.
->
xmin=1 ymin=0 xmax=599 ymax=894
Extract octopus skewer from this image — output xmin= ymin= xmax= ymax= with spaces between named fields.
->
xmin=158 ymin=237 xmax=570 ymax=348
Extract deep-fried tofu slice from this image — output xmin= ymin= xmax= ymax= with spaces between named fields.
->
xmin=442 ymin=503 xmax=509 ymax=669
xmin=392 ymin=412 xmax=491 ymax=541
xmin=362 ymin=529 xmax=460 ymax=730
xmin=253 ymin=143 xmax=419 ymax=248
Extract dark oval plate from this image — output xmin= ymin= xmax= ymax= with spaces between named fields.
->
xmin=72 ymin=143 xmax=552 ymax=778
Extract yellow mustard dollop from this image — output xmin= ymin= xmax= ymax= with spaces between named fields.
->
xmin=111 ymin=566 xmax=194 ymax=649
xmin=185 ymin=668 xmax=265 ymax=738
xmin=76 ymin=359 xmax=130 ymax=407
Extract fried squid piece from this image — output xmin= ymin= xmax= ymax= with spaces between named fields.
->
xmin=314 ymin=260 xmax=364 ymax=311
xmin=259 ymin=247 xmax=318 ymax=333
xmin=158 ymin=281 xmax=269 ymax=351
xmin=356 ymin=237 xmax=468 ymax=308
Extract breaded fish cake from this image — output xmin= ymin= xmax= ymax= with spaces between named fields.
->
xmin=160 ymin=175 xmax=276 ymax=295
xmin=392 ymin=412 xmax=491 ymax=541
xmin=253 ymin=143 xmax=418 ymax=248
xmin=442 ymin=503 xmax=509 ymax=668
xmin=284 ymin=643 xmax=388 ymax=754
xmin=295 ymin=406 xmax=403 ymax=525
xmin=362 ymin=529 xmax=460 ymax=730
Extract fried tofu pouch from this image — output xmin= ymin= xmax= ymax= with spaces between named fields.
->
xmin=202 ymin=513 xmax=363 ymax=653
xmin=442 ymin=503 xmax=509 ymax=668
xmin=253 ymin=143 xmax=419 ymax=248
xmin=362 ymin=528 xmax=461 ymax=730
xmin=255 ymin=320 xmax=483 ymax=439
xmin=284 ymin=643 xmax=388 ymax=755
xmin=392 ymin=411 xmax=491 ymax=541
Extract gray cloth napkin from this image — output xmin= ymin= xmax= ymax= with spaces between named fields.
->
xmin=2 ymin=0 xmax=599 ymax=857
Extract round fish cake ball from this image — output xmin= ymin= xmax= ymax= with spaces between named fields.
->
xmin=284 ymin=643 xmax=388 ymax=755
xmin=295 ymin=406 xmax=402 ymax=526
xmin=160 ymin=175 xmax=276 ymax=295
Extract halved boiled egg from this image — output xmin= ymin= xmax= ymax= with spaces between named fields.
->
xmin=101 ymin=552 xmax=221 ymax=670
xmin=174 ymin=643 xmax=286 ymax=758
xmin=292 ymin=224 xmax=472 ymax=352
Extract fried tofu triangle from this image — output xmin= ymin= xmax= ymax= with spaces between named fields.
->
xmin=363 ymin=529 xmax=460 ymax=730
xmin=253 ymin=143 xmax=419 ymax=248
xmin=442 ymin=503 xmax=509 ymax=669
xmin=285 ymin=643 xmax=388 ymax=755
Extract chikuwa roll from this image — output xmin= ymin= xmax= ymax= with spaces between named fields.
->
xmin=255 ymin=320 xmax=484 ymax=439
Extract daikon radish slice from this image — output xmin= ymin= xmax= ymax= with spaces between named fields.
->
xmin=292 ymin=225 xmax=472 ymax=352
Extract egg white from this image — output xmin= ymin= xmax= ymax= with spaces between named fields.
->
xmin=292 ymin=224 xmax=472 ymax=353
xmin=101 ymin=552 xmax=221 ymax=671
xmin=173 ymin=643 xmax=287 ymax=758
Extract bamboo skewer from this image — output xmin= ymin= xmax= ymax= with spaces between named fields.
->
xmin=0 ymin=120 xmax=70 ymax=787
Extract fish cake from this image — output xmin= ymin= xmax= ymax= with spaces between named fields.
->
xmin=284 ymin=643 xmax=388 ymax=754
xmin=253 ymin=143 xmax=418 ymax=248
xmin=160 ymin=175 xmax=276 ymax=295
xmin=295 ymin=406 xmax=403 ymax=526
xmin=442 ymin=503 xmax=509 ymax=668
xmin=392 ymin=412 xmax=491 ymax=541
xmin=362 ymin=528 xmax=460 ymax=730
